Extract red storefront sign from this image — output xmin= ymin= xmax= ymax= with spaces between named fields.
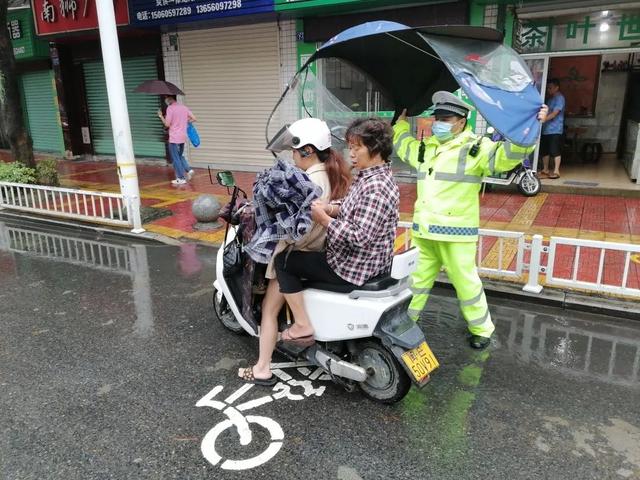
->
xmin=31 ymin=0 xmax=130 ymax=36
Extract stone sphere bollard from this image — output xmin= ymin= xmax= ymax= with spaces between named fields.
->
xmin=192 ymin=194 xmax=222 ymax=230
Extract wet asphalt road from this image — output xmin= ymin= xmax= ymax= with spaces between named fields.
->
xmin=1 ymin=216 xmax=639 ymax=480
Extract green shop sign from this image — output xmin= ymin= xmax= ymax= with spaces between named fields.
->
xmin=7 ymin=8 xmax=49 ymax=61
xmin=275 ymin=0 xmax=427 ymax=14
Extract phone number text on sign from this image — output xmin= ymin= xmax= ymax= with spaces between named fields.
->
xmin=197 ymin=0 xmax=241 ymax=13
xmin=135 ymin=0 xmax=243 ymax=22
xmin=147 ymin=7 xmax=192 ymax=19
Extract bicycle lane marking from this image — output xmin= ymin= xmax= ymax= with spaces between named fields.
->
xmin=196 ymin=366 xmax=330 ymax=471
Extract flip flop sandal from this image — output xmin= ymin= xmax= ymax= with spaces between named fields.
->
xmin=538 ymin=171 xmax=550 ymax=178
xmin=279 ymin=326 xmax=315 ymax=347
xmin=548 ymin=173 xmax=560 ymax=179
xmin=239 ymin=366 xmax=277 ymax=387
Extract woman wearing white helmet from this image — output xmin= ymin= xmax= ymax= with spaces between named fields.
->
xmin=239 ymin=117 xmax=351 ymax=386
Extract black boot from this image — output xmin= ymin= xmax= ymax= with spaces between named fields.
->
xmin=469 ymin=335 xmax=491 ymax=350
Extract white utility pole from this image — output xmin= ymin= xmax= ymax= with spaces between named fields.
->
xmin=95 ymin=0 xmax=144 ymax=233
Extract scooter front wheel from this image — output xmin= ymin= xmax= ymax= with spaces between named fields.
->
xmin=517 ymin=170 xmax=541 ymax=196
xmin=213 ymin=288 xmax=245 ymax=334
xmin=355 ymin=341 xmax=411 ymax=404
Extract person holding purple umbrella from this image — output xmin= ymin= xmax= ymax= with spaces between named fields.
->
xmin=157 ymin=95 xmax=197 ymax=186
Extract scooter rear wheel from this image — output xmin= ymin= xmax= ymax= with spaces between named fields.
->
xmin=213 ymin=288 xmax=245 ymax=334
xmin=356 ymin=341 xmax=411 ymax=404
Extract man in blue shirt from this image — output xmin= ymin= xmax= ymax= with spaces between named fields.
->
xmin=540 ymin=78 xmax=565 ymax=179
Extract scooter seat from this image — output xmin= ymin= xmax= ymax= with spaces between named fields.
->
xmin=304 ymin=274 xmax=398 ymax=294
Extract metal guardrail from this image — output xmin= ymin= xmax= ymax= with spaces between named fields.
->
xmin=545 ymin=236 xmax=640 ymax=298
xmin=397 ymin=222 xmax=640 ymax=299
xmin=476 ymin=229 xmax=525 ymax=278
xmin=397 ymin=221 xmax=525 ymax=279
xmin=0 ymin=181 xmax=131 ymax=228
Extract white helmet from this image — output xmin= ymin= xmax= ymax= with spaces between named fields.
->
xmin=267 ymin=118 xmax=332 ymax=153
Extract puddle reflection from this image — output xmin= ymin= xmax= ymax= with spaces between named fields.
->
xmin=0 ymin=219 xmax=154 ymax=337
xmin=422 ymin=295 xmax=640 ymax=388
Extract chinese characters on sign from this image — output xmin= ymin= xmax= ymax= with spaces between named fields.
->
xmin=618 ymin=14 xmax=640 ymax=41
xmin=519 ymin=10 xmax=640 ymax=53
xmin=566 ymin=16 xmax=595 ymax=44
xmin=41 ymin=0 xmax=85 ymax=23
xmin=32 ymin=0 xmax=130 ymax=35
xmin=6 ymin=19 xmax=22 ymax=39
xmin=520 ymin=23 xmax=549 ymax=50
xmin=7 ymin=19 xmax=22 ymax=39
xmin=41 ymin=0 xmax=56 ymax=22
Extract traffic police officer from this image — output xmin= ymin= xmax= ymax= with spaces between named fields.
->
xmin=393 ymin=91 xmax=547 ymax=349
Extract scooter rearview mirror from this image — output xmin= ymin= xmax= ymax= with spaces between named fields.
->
xmin=216 ymin=171 xmax=236 ymax=188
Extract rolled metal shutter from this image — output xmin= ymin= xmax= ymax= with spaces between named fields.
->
xmin=20 ymin=70 xmax=64 ymax=154
xmin=83 ymin=56 xmax=165 ymax=158
xmin=179 ymin=22 xmax=281 ymax=171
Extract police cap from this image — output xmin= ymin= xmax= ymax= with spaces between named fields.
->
xmin=432 ymin=91 xmax=475 ymax=117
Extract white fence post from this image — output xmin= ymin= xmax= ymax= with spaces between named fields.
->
xmin=523 ymin=234 xmax=544 ymax=294
xmin=95 ymin=0 xmax=145 ymax=234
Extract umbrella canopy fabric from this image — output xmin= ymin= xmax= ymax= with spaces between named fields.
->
xmin=302 ymin=22 xmax=542 ymax=146
xmin=134 ymin=80 xmax=185 ymax=96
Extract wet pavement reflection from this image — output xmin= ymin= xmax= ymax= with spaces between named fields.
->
xmin=0 ymin=216 xmax=638 ymax=480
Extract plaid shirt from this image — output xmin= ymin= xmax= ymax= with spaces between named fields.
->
xmin=327 ymin=164 xmax=399 ymax=286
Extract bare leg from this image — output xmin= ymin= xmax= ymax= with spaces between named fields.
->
xmin=553 ymin=155 xmax=561 ymax=176
xmin=282 ymin=291 xmax=314 ymax=337
xmin=242 ymin=279 xmax=284 ymax=380
xmin=541 ymin=155 xmax=550 ymax=174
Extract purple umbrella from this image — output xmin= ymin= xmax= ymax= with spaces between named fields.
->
xmin=134 ymin=80 xmax=185 ymax=96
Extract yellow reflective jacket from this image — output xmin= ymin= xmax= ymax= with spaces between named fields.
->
xmin=393 ymin=119 xmax=535 ymax=242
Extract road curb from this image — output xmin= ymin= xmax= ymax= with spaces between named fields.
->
xmin=0 ymin=210 xmax=181 ymax=246
xmin=434 ymin=276 xmax=640 ymax=321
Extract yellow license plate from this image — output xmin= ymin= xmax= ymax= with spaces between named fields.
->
xmin=402 ymin=341 xmax=439 ymax=383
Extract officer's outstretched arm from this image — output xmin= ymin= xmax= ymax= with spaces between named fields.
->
xmin=480 ymin=139 xmax=535 ymax=177
xmin=392 ymin=120 xmax=422 ymax=170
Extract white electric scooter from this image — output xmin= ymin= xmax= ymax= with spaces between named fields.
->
xmin=212 ymin=171 xmax=438 ymax=404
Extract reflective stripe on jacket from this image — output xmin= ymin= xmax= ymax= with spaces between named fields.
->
xmin=393 ymin=119 xmax=534 ymax=242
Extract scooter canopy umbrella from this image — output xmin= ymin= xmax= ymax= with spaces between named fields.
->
xmin=300 ymin=21 xmax=542 ymax=147
xmin=134 ymin=80 xmax=185 ymax=96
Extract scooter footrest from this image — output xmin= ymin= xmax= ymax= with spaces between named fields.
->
xmin=276 ymin=341 xmax=312 ymax=358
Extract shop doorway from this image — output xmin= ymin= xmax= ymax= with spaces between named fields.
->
xmin=523 ymin=50 xmax=640 ymax=192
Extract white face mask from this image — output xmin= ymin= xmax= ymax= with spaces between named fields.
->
xmin=165 ymin=98 xmax=172 ymax=106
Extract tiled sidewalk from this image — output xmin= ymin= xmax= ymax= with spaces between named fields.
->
xmin=4 ymin=157 xmax=640 ymax=295
xmin=53 ymin=160 xmax=640 ymax=241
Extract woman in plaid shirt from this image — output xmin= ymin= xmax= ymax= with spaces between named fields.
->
xmin=275 ymin=118 xmax=400 ymax=346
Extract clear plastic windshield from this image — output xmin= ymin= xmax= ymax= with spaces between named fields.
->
xmin=423 ymin=34 xmax=533 ymax=92
xmin=266 ymin=59 xmax=396 ymax=159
